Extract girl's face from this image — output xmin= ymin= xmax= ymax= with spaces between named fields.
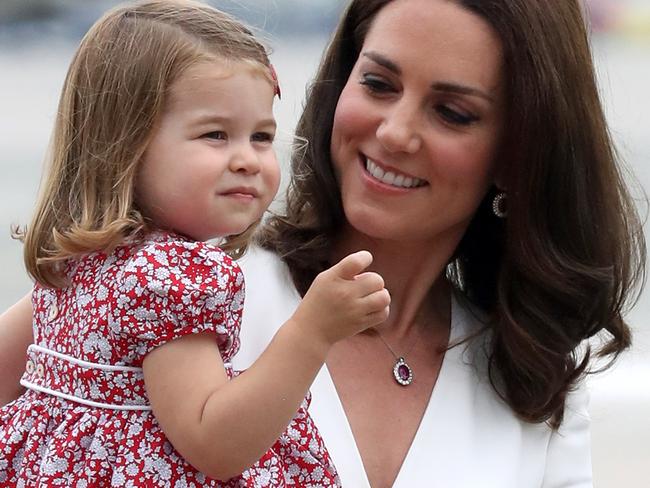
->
xmin=137 ymin=61 xmax=280 ymax=241
xmin=330 ymin=0 xmax=505 ymax=246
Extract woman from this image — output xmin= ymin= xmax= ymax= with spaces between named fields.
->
xmin=235 ymin=0 xmax=644 ymax=485
xmin=1 ymin=0 xmax=645 ymax=486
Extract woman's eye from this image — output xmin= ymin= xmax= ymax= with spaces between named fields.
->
xmin=359 ymin=74 xmax=394 ymax=94
xmin=436 ymin=105 xmax=478 ymax=126
xmin=203 ymin=131 xmax=227 ymax=140
xmin=251 ymin=132 xmax=275 ymax=143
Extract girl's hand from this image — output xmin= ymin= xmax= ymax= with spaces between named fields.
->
xmin=291 ymin=251 xmax=390 ymax=348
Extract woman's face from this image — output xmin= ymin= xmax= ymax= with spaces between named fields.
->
xmin=330 ymin=0 xmax=505 ymax=245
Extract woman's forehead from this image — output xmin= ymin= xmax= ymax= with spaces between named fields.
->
xmin=361 ymin=0 xmax=504 ymax=94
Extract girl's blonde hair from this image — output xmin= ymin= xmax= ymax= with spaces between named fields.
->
xmin=18 ymin=0 xmax=274 ymax=287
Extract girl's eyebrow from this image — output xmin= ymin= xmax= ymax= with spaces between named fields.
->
xmin=362 ymin=50 xmax=495 ymax=103
xmin=192 ymin=113 xmax=277 ymax=128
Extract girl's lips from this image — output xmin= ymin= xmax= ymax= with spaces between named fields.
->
xmin=220 ymin=186 xmax=259 ymax=198
xmin=223 ymin=193 xmax=255 ymax=201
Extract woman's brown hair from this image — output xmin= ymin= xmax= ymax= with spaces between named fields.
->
xmin=260 ymin=0 xmax=646 ymax=427
xmin=18 ymin=0 xmax=274 ymax=287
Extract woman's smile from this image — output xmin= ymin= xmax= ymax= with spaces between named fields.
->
xmin=362 ymin=155 xmax=428 ymax=190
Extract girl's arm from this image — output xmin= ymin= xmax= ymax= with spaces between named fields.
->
xmin=0 ymin=293 xmax=34 ymax=406
xmin=144 ymin=251 xmax=389 ymax=480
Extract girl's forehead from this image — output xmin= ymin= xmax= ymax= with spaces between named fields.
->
xmin=167 ymin=60 xmax=270 ymax=100
xmin=176 ymin=60 xmax=248 ymax=84
xmin=170 ymin=59 xmax=271 ymax=93
xmin=161 ymin=61 xmax=276 ymax=119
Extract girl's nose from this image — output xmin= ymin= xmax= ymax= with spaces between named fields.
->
xmin=376 ymin=102 xmax=422 ymax=154
xmin=230 ymin=143 xmax=261 ymax=174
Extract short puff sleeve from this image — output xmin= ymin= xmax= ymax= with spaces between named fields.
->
xmin=114 ymin=238 xmax=244 ymax=364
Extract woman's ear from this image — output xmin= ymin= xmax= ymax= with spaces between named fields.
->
xmin=492 ymin=166 xmax=507 ymax=192
xmin=489 ymin=146 xmax=508 ymax=191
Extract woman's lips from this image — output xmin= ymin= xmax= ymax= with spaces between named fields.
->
xmin=361 ymin=155 xmax=427 ymax=189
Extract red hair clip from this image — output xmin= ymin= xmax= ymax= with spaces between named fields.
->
xmin=269 ymin=64 xmax=281 ymax=99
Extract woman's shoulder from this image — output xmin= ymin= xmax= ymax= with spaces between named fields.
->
xmin=233 ymin=246 xmax=301 ymax=370
xmin=451 ymin=293 xmax=591 ymax=411
xmin=238 ymin=246 xmax=300 ymax=300
xmin=448 ymin=294 xmax=592 ymax=483
xmin=238 ymin=245 xmax=290 ymax=276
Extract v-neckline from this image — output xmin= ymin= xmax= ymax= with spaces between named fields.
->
xmin=309 ymin=296 xmax=464 ymax=487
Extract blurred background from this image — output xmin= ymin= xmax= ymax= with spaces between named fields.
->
xmin=0 ymin=0 xmax=648 ymax=485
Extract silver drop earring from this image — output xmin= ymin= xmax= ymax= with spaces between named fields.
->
xmin=492 ymin=192 xmax=507 ymax=218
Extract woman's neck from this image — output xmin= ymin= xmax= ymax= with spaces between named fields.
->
xmin=331 ymin=227 xmax=458 ymax=340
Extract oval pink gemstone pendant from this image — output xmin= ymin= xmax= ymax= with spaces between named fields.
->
xmin=393 ymin=357 xmax=413 ymax=386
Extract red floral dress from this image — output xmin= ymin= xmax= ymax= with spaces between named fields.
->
xmin=0 ymin=232 xmax=340 ymax=487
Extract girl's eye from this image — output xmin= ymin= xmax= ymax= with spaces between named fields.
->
xmin=435 ymin=105 xmax=479 ymax=126
xmin=203 ymin=131 xmax=227 ymax=140
xmin=251 ymin=132 xmax=275 ymax=143
xmin=359 ymin=73 xmax=394 ymax=95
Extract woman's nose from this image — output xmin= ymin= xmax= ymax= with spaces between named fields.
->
xmin=376 ymin=102 xmax=422 ymax=154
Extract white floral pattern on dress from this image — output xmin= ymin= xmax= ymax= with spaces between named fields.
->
xmin=0 ymin=232 xmax=340 ymax=487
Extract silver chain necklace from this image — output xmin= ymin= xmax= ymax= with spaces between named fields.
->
xmin=375 ymin=331 xmax=418 ymax=386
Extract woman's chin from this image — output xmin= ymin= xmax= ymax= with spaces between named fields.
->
xmin=343 ymin=207 xmax=408 ymax=242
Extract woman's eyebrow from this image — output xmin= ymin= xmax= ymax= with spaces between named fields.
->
xmin=432 ymin=82 xmax=495 ymax=103
xmin=362 ymin=51 xmax=401 ymax=75
xmin=362 ymin=50 xmax=495 ymax=103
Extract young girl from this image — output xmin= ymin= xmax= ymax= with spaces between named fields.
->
xmin=0 ymin=1 xmax=390 ymax=486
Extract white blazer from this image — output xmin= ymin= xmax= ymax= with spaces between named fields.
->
xmin=234 ymin=247 xmax=593 ymax=487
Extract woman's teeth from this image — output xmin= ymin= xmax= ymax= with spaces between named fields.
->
xmin=365 ymin=159 xmax=425 ymax=188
